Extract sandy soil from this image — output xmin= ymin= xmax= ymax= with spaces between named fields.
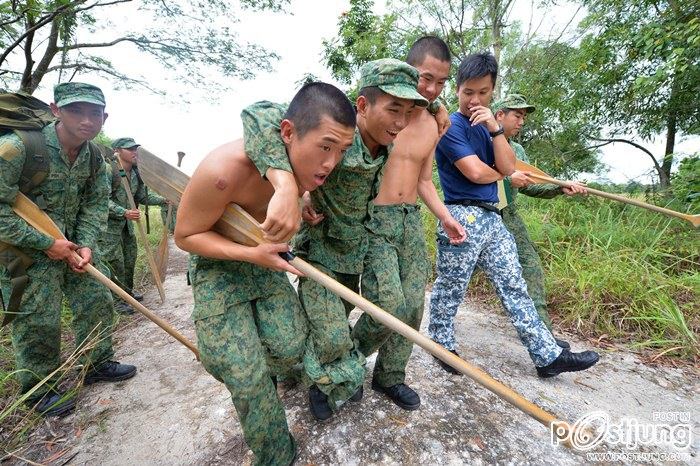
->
xmin=11 ymin=239 xmax=699 ymax=465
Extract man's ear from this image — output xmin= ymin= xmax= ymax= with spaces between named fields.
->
xmin=355 ymin=95 xmax=368 ymax=117
xmin=102 ymin=112 xmax=109 ymax=124
xmin=280 ymin=119 xmax=294 ymax=144
xmin=49 ymin=103 xmax=61 ymax=119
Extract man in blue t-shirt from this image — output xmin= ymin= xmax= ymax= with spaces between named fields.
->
xmin=428 ymin=52 xmax=600 ymax=378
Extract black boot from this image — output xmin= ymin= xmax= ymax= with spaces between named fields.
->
xmin=433 ymin=349 xmax=462 ymax=375
xmin=114 ymin=301 xmax=135 ymax=315
xmin=130 ymin=290 xmax=144 ymax=302
xmin=555 ymin=338 xmax=571 ymax=349
xmin=348 ymin=385 xmax=363 ymax=402
xmin=85 ymin=361 xmax=137 ymax=384
xmin=536 ymin=349 xmax=599 ymax=378
xmin=371 ymin=379 xmax=420 ymax=410
xmin=308 ymin=386 xmax=332 ymax=421
xmin=29 ymin=391 xmax=76 ymax=417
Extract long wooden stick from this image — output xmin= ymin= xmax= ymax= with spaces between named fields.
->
xmin=516 ymin=159 xmax=700 ymax=228
xmin=11 ymin=193 xmax=199 ymax=359
xmin=136 ymin=148 xmax=574 ymax=439
xmin=116 ymin=158 xmax=166 ymax=302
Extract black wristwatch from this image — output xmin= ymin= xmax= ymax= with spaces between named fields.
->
xmin=489 ymin=124 xmax=505 ymax=138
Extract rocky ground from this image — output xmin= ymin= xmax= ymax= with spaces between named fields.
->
xmin=7 ymin=239 xmax=698 ymax=465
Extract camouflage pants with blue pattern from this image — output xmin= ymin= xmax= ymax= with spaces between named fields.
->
xmin=428 ymin=205 xmax=561 ymax=367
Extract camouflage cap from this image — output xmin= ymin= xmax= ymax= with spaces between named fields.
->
xmin=112 ymin=137 xmax=140 ymax=149
xmin=492 ymin=93 xmax=536 ymax=114
xmin=54 ymin=82 xmax=106 ymax=108
xmin=358 ymin=58 xmax=429 ymax=107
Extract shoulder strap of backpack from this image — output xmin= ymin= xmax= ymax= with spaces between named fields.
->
xmin=14 ymin=129 xmax=50 ymax=209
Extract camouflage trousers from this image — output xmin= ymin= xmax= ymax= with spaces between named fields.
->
xmin=297 ymin=261 xmax=365 ymax=409
xmin=100 ymin=226 xmax=137 ymax=296
xmin=353 ymin=204 xmax=428 ymax=387
xmin=1 ymin=256 xmax=114 ymax=396
xmin=501 ymin=206 xmax=552 ymax=330
xmin=428 ymin=205 xmax=561 ymax=367
xmin=190 ymin=257 xmax=305 ymax=466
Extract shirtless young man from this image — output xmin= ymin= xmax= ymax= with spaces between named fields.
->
xmin=174 ymin=82 xmax=355 ymax=466
xmin=347 ymin=37 xmax=466 ymax=410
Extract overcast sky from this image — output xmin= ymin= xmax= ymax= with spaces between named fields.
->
xmin=27 ymin=0 xmax=699 ymax=183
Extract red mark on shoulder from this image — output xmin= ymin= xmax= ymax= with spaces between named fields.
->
xmin=215 ymin=178 xmax=228 ymax=190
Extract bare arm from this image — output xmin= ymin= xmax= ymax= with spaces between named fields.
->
xmin=418 ymin=151 xmax=466 ymax=244
xmin=492 ymin=133 xmax=516 ymax=175
xmin=174 ymin=146 xmax=299 ymax=274
xmin=454 ymin=155 xmax=504 ymax=184
xmin=260 ymin=168 xmax=300 ymax=242
xmin=417 ymin=151 xmax=450 ymax=222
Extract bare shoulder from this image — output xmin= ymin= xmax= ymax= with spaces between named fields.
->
xmin=191 ymin=139 xmax=252 ymax=192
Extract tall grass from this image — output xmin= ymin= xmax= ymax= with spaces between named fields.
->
xmin=421 ymin=194 xmax=699 ymax=359
xmin=0 ymin=205 xmax=167 ymax=452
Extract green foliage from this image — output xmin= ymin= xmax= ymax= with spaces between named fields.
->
xmin=672 ymin=154 xmax=700 ymax=210
xmin=0 ymin=0 xmax=289 ymax=95
xmin=577 ymin=0 xmax=700 ymax=140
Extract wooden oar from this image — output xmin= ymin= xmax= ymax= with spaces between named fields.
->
xmin=154 ymin=204 xmax=173 ymax=280
xmin=10 ymin=193 xmax=199 ymax=359
xmin=116 ymin=158 xmax=166 ymax=302
xmin=136 ymin=147 xmax=576 ymax=440
xmin=516 ymin=159 xmax=700 ymax=228
xmin=150 ymin=151 xmax=183 ymax=281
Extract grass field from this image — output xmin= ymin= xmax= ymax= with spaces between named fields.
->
xmin=421 ymin=193 xmax=699 ymax=359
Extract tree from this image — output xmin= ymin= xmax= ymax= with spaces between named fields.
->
xmin=0 ymin=0 xmax=288 ymax=95
xmin=321 ymin=0 xmax=599 ymax=177
xmin=574 ymin=0 xmax=700 ymax=188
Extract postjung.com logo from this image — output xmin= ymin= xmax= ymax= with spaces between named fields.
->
xmin=551 ymin=411 xmax=692 ymax=456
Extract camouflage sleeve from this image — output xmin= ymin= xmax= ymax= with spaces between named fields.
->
xmin=134 ymin=181 xmax=167 ymax=206
xmin=241 ymin=101 xmax=292 ymax=177
xmin=519 ymin=183 xmax=563 ymax=199
xmin=0 ymin=134 xmax=54 ymax=250
xmin=512 ymin=142 xmax=563 ymax=199
xmin=74 ymin=158 xmax=110 ymax=250
xmin=105 ymin=163 xmax=127 ymax=219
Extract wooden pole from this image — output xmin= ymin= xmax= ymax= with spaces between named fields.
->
xmin=116 ymin=157 xmax=167 ymax=302
xmin=136 ymin=148 xmax=575 ymax=439
xmin=515 ymin=160 xmax=700 ymax=228
xmin=11 ymin=193 xmax=199 ymax=359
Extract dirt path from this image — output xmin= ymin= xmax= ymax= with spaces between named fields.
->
xmin=20 ymin=241 xmax=700 ymax=464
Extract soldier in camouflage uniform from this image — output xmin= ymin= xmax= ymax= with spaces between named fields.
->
xmin=0 ymin=83 xmax=137 ymax=417
xmin=352 ymin=38 xmax=466 ymax=411
xmin=99 ymin=137 xmax=167 ymax=313
xmin=242 ymin=59 xmax=430 ymax=420
xmin=428 ymin=53 xmax=599 ymax=377
xmin=176 ymin=82 xmax=355 ymax=465
xmin=492 ymin=94 xmax=587 ymax=341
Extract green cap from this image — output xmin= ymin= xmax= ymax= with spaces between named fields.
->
xmin=492 ymin=93 xmax=536 ymax=114
xmin=112 ymin=137 xmax=139 ymax=149
xmin=358 ymin=58 xmax=429 ymax=107
xmin=53 ymin=82 xmax=106 ymax=108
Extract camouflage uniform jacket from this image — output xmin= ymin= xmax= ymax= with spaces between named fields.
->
xmin=105 ymin=163 xmax=166 ymax=236
xmin=0 ymin=122 xmax=109 ymax=260
xmin=242 ymin=101 xmax=389 ymax=275
xmin=504 ymin=141 xmax=562 ymax=211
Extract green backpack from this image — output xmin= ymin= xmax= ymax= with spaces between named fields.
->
xmin=0 ymin=92 xmax=101 ymax=325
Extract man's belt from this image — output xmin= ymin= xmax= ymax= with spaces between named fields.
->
xmin=445 ymin=199 xmax=502 ymax=214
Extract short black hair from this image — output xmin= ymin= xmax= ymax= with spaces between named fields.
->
xmin=285 ymin=82 xmax=356 ymax=138
xmin=456 ymin=52 xmax=498 ymax=89
xmin=358 ymin=86 xmax=387 ymax=105
xmin=406 ymin=36 xmax=451 ymax=67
